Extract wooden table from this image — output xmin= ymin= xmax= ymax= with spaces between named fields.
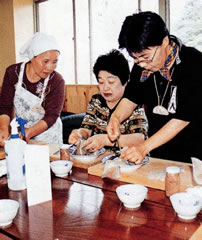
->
xmin=0 ymin=167 xmax=201 ymax=240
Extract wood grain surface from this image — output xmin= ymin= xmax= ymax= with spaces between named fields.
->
xmin=63 ymin=84 xmax=99 ymax=113
xmin=0 ymin=168 xmax=201 ymax=240
xmin=88 ymin=157 xmax=195 ymax=191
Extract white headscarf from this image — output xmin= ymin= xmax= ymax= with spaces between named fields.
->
xmin=19 ymin=32 xmax=60 ymax=61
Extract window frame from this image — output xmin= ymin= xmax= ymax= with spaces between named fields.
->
xmin=34 ymin=0 xmax=169 ymax=84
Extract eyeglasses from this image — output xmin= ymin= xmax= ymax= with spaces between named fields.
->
xmin=132 ymin=46 xmax=159 ymax=64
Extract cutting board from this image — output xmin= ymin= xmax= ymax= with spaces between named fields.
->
xmin=88 ymin=157 xmax=195 ymax=191
xmin=190 ymin=225 xmax=202 ymax=240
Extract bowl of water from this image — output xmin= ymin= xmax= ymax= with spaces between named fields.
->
xmin=116 ymin=184 xmax=148 ymax=209
xmin=170 ymin=192 xmax=202 ymax=221
xmin=50 ymin=160 xmax=73 ymax=177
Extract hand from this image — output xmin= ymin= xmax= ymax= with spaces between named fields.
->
xmin=24 ymin=128 xmax=31 ymax=143
xmin=120 ymin=143 xmax=148 ymax=165
xmin=83 ymin=134 xmax=107 ymax=152
xmin=106 ymin=117 xmax=121 ymax=142
xmin=0 ymin=128 xmax=9 ymax=146
xmin=68 ymin=129 xmax=82 ymax=145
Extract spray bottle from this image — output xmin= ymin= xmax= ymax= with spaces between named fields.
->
xmin=4 ymin=117 xmax=27 ymax=191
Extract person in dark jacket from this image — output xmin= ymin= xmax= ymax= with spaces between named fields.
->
xmin=107 ymin=11 xmax=202 ymax=163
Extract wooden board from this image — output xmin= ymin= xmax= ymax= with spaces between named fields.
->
xmin=190 ymin=225 xmax=202 ymax=240
xmin=88 ymin=157 xmax=195 ymax=191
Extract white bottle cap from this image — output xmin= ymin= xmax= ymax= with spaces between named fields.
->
xmin=166 ymin=166 xmax=181 ymax=174
xmin=60 ymin=144 xmax=71 ymax=149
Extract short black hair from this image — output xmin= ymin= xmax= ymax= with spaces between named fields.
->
xmin=118 ymin=11 xmax=170 ymax=54
xmin=93 ymin=49 xmax=130 ymax=85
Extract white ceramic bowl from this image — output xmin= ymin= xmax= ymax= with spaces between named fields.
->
xmin=0 ymin=199 xmax=19 ymax=227
xmin=170 ymin=192 xmax=202 ymax=220
xmin=116 ymin=184 xmax=148 ymax=209
xmin=50 ymin=160 xmax=73 ymax=177
xmin=71 ymin=155 xmax=97 ymax=163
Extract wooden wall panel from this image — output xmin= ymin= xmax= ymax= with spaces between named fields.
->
xmin=63 ymin=84 xmax=99 ymax=113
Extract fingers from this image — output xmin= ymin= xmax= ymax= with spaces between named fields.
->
xmin=83 ymin=138 xmax=99 ymax=152
xmin=68 ymin=130 xmax=81 ymax=145
xmin=76 ymin=129 xmax=82 ymax=138
xmin=107 ymin=119 xmax=120 ymax=142
xmin=69 ymin=137 xmax=79 ymax=145
xmin=107 ymin=127 xmax=120 ymax=142
xmin=84 ymin=141 xmax=96 ymax=152
xmin=120 ymin=147 xmax=144 ymax=165
xmin=70 ymin=138 xmax=81 ymax=145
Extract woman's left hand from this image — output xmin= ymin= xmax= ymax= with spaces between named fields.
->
xmin=83 ymin=134 xmax=107 ymax=152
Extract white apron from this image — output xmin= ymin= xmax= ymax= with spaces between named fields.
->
xmin=13 ymin=62 xmax=63 ymax=144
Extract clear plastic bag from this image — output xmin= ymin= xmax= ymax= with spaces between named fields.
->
xmin=102 ymin=159 xmax=121 ymax=180
xmin=191 ymin=157 xmax=202 ymax=185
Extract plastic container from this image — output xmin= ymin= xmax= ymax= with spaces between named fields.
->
xmin=4 ymin=118 xmax=27 ymax=191
xmin=60 ymin=144 xmax=71 ymax=160
xmin=165 ymin=166 xmax=181 ymax=197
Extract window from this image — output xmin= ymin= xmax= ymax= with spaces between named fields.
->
xmin=37 ymin=0 xmax=202 ymax=84
xmin=38 ymin=0 xmax=75 ymax=84
xmin=37 ymin=0 xmax=160 ymax=84
xmin=170 ymin=0 xmax=202 ymax=52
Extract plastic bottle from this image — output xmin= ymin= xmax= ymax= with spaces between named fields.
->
xmin=5 ymin=118 xmax=27 ymax=191
xmin=165 ymin=166 xmax=181 ymax=197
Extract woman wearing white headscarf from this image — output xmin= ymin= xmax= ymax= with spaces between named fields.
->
xmin=0 ymin=32 xmax=65 ymax=145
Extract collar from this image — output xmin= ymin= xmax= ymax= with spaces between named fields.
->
xmin=140 ymin=40 xmax=180 ymax=82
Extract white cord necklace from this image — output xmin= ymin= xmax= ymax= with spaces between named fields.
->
xmin=153 ymin=67 xmax=175 ymax=116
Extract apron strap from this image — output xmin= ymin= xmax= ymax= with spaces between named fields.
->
xmin=17 ymin=62 xmax=50 ymax=105
xmin=39 ymin=75 xmax=50 ymax=105
xmin=16 ymin=62 xmax=26 ymax=90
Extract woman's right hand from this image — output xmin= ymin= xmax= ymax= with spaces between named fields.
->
xmin=0 ymin=128 xmax=9 ymax=146
xmin=68 ymin=129 xmax=82 ymax=145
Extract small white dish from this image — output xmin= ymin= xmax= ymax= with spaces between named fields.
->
xmin=71 ymin=155 xmax=97 ymax=163
xmin=50 ymin=160 xmax=73 ymax=177
xmin=116 ymin=184 xmax=148 ymax=209
xmin=170 ymin=192 xmax=202 ymax=220
xmin=0 ymin=199 xmax=19 ymax=227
